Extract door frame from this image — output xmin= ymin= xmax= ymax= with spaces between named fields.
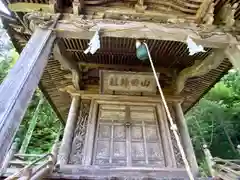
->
xmin=82 ymin=99 xmax=177 ymax=168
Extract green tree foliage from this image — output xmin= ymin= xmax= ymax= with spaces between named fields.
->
xmin=186 ymin=69 xmax=240 ymax=164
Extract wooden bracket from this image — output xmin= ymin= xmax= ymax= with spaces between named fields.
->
xmin=174 ymin=49 xmax=225 ymax=94
xmin=49 ymin=0 xmax=56 ymax=13
xmin=202 ymin=2 xmax=214 ymax=25
xmin=53 ymin=40 xmax=83 ymax=90
xmin=216 ymin=3 xmax=238 ymax=27
xmin=72 ymin=0 xmax=84 ymax=15
xmin=196 ymin=0 xmax=214 ymax=25
xmin=134 ymin=0 xmax=147 ymax=13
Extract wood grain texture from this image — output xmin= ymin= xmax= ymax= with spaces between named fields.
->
xmin=100 ymin=70 xmax=159 ymax=95
xmin=173 ymin=102 xmax=199 ymax=176
xmin=55 ymin=17 xmax=239 ymax=48
xmin=59 ymin=85 xmax=183 ymax=103
xmin=0 ymin=28 xmax=55 ymax=167
xmin=69 ymin=100 xmax=91 ymax=164
xmin=58 ymin=165 xmax=188 ymax=179
xmin=175 ymin=49 xmax=225 ymax=94
xmin=58 ymin=96 xmax=80 ymax=165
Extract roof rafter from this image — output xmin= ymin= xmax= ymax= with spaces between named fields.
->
xmin=54 ymin=17 xmax=239 ymax=48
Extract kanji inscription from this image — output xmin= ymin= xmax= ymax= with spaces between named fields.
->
xmin=100 ymin=71 xmax=159 ymax=94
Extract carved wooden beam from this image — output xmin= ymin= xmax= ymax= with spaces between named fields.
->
xmin=174 ymin=49 xmax=225 ymax=94
xmin=8 ymin=3 xmax=55 ymax=13
xmin=53 ymin=40 xmax=82 ymax=90
xmin=77 ymin=62 xmax=175 ymax=77
xmin=72 ymin=0 xmax=84 ymax=15
xmin=54 ymin=17 xmax=239 ymax=48
xmin=216 ymin=3 xmax=238 ymax=27
xmin=196 ymin=0 xmax=214 ymax=24
xmin=59 ymin=85 xmax=184 ymax=103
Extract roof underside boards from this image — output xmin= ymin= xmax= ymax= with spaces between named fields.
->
xmin=3 ymin=0 xmax=235 ymax=121
xmin=10 ymin=33 xmax=232 ymax=121
xmin=6 ymin=0 xmax=240 ymax=20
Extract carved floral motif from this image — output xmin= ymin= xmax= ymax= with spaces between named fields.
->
xmin=69 ymin=100 xmax=90 ymax=164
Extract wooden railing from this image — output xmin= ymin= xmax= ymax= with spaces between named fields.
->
xmin=1 ymin=139 xmax=59 ymax=180
xmin=213 ymin=157 xmax=240 ymax=180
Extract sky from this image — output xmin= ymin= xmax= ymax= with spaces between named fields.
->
xmin=0 ymin=1 xmax=10 ymax=15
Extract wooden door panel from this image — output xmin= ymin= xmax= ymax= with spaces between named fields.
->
xmin=130 ymin=111 xmax=155 ymax=121
xmin=113 ymin=142 xmax=126 ymax=158
xmin=93 ymin=104 xmax=166 ymax=167
xmin=145 ymin=126 xmax=158 ymax=141
xmin=99 ymin=110 xmax=125 ymax=120
xmin=113 ymin=125 xmax=126 ymax=139
xmin=98 ymin=124 xmax=111 ymax=138
xmin=132 ymin=142 xmax=145 ymax=159
xmin=131 ymin=126 xmax=143 ymax=140
xmin=95 ymin=140 xmax=110 ymax=159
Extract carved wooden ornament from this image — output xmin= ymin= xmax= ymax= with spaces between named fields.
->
xmin=100 ymin=70 xmax=159 ymax=95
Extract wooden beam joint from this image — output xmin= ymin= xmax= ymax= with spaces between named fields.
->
xmin=53 ymin=39 xmax=83 ymax=90
xmin=174 ymin=49 xmax=225 ymax=94
xmin=216 ymin=3 xmax=238 ymax=27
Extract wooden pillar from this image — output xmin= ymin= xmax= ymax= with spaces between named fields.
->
xmin=203 ymin=144 xmax=215 ymax=176
xmin=58 ymin=96 xmax=79 ymax=165
xmin=173 ymin=102 xmax=199 ymax=176
xmin=0 ymin=28 xmax=55 ymax=166
xmin=225 ymin=45 xmax=240 ymax=69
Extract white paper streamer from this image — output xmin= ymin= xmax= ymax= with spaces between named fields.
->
xmin=186 ymin=36 xmax=206 ymax=56
xmin=84 ymin=28 xmax=100 ymax=54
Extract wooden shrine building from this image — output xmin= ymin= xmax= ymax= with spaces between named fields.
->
xmin=1 ymin=0 xmax=240 ymax=179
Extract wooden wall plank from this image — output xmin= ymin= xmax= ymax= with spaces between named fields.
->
xmin=0 ymin=28 xmax=55 ymax=166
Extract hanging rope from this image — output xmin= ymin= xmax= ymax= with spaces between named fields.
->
xmin=143 ymin=42 xmax=195 ymax=180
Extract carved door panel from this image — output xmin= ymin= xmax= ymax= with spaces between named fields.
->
xmin=93 ymin=105 xmax=127 ymax=166
xmin=130 ymin=106 xmax=165 ymax=166
xmin=93 ymin=104 xmax=165 ymax=167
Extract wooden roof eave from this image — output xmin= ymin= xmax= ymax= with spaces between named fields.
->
xmin=53 ymin=16 xmax=239 ymax=49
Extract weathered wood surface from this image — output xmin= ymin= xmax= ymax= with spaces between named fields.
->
xmin=69 ymin=100 xmax=91 ymax=164
xmin=100 ymin=70 xmax=159 ymax=95
xmin=55 ymin=17 xmax=239 ymax=48
xmin=175 ymin=49 xmax=225 ymax=94
xmin=81 ymin=100 xmax=98 ymax=165
xmin=0 ymin=140 xmax=19 ymax=176
xmin=156 ymin=104 xmax=176 ymax=168
xmin=60 ymin=85 xmax=183 ymax=103
xmin=92 ymin=104 xmax=166 ymax=167
xmin=225 ymin=45 xmax=240 ymax=69
xmin=173 ymin=103 xmax=198 ymax=176
xmin=53 ymin=40 xmax=82 ymax=90
xmin=78 ymin=62 xmax=175 ymax=76
xmin=0 ymin=28 xmax=55 ymax=167
xmin=56 ymin=165 xmax=188 ymax=179
xmin=58 ymin=96 xmax=80 ymax=165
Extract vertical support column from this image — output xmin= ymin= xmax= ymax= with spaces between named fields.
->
xmin=225 ymin=45 xmax=240 ymax=69
xmin=156 ymin=104 xmax=175 ymax=167
xmin=173 ymin=102 xmax=199 ymax=176
xmin=0 ymin=28 xmax=55 ymax=166
xmin=58 ymin=96 xmax=80 ymax=165
xmin=82 ymin=100 xmax=97 ymax=165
